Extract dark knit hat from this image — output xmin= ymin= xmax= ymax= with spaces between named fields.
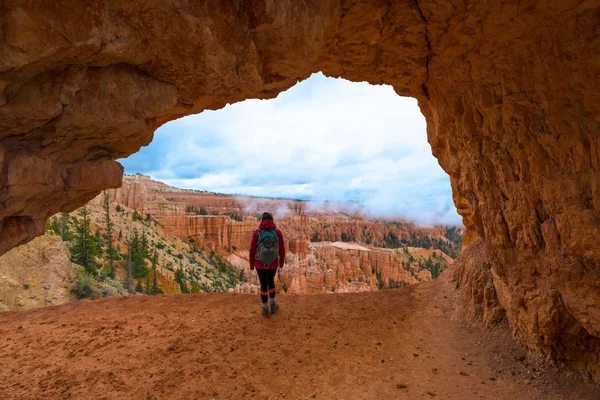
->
xmin=261 ymin=212 xmax=273 ymax=221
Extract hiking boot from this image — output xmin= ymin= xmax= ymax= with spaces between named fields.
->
xmin=270 ymin=301 xmax=279 ymax=314
xmin=262 ymin=305 xmax=271 ymax=318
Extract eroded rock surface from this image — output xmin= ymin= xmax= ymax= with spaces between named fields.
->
xmin=0 ymin=235 xmax=77 ymax=310
xmin=1 ymin=0 xmax=599 ymax=380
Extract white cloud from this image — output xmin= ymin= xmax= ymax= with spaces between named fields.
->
xmin=120 ymin=73 xmax=461 ymax=225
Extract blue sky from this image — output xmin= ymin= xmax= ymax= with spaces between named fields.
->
xmin=120 ymin=73 xmax=461 ymax=225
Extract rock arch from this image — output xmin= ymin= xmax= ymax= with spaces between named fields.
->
xmin=1 ymin=0 xmax=599 ymax=379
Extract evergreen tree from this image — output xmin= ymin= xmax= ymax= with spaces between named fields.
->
xmin=58 ymin=213 xmax=72 ymax=241
xmin=175 ymin=265 xmax=189 ymax=293
xmin=46 ymin=216 xmax=59 ymax=235
xmin=95 ymin=228 xmax=104 ymax=257
xmin=46 ymin=213 xmax=72 ymax=241
xmin=126 ymin=235 xmax=133 ymax=293
xmin=146 ymin=249 xmax=164 ymax=295
xmin=102 ymin=192 xmax=116 ymax=278
xmin=71 ymin=206 xmax=99 ymax=275
xmin=128 ymin=228 xmax=149 ymax=280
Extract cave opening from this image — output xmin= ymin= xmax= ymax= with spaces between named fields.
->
xmin=113 ymin=73 xmax=463 ymax=295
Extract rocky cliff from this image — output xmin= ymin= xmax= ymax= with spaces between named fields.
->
xmin=0 ymin=235 xmax=77 ymax=311
xmin=1 ymin=0 xmax=599 ymax=381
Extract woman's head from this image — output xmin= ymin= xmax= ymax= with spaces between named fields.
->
xmin=261 ymin=212 xmax=274 ymax=221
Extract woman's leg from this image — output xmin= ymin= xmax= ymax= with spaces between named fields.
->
xmin=267 ymin=269 xmax=277 ymax=300
xmin=256 ymin=269 xmax=269 ymax=306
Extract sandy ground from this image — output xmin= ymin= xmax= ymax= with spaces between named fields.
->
xmin=0 ymin=274 xmax=599 ymax=400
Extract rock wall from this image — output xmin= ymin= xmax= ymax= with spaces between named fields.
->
xmin=1 ymin=0 xmax=599 ymax=380
xmin=0 ymin=235 xmax=78 ymax=311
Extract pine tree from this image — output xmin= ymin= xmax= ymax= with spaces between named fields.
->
xmin=127 ymin=228 xmax=150 ymax=281
xmin=102 ymin=192 xmax=116 ymax=278
xmin=126 ymin=235 xmax=133 ymax=293
xmin=46 ymin=216 xmax=59 ymax=236
xmin=47 ymin=213 xmax=72 ymax=241
xmin=71 ymin=206 xmax=99 ymax=275
xmin=146 ymin=249 xmax=164 ymax=295
xmin=175 ymin=265 xmax=189 ymax=294
xmin=151 ymin=251 xmax=160 ymax=294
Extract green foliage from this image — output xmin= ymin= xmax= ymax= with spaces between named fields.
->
xmin=115 ymin=204 xmax=123 ymax=212
xmin=71 ymin=270 xmax=94 ymax=299
xmin=375 ymin=271 xmax=385 ymax=290
xmin=102 ymin=192 xmax=116 ymax=278
xmin=445 ymin=226 xmax=463 ymax=247
xmin=127 ymin=228 xmax=150 ymax=280
xmin=190 ymin=282 xmax=202 ymax=293
xmin=45 ymin=213 xmax=72 ymax=241
xmin=132 ymin=210 xmax=143 ymax=222
xmin=175 ymin=266 xmax=189 ymax=293
xmin=145 ymin=250 xmax=164 ymax=295
xmin=282 ymin=282 xmax=288 ymax=293
xmin=422 ymin=257 xmax=444 ymax=279
xmin=135 ymin=281 xmax=143 ymax=293
xmin=384 ymin=232 xmax=399 ymax=248
xmin=185 ymin=205 xmax=208 ymax=215
xmin=71 ymin=206 xmax=100 ymax=275
xmin=226 ymin=213 xmax=243 ymax=222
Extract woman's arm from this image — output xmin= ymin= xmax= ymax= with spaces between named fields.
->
xmin=277 ymin=230 xmax=285 ymax=268
xmin=248 ymin=230 xmax=257 ymax=270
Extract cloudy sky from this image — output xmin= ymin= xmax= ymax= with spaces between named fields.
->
xmin=119 ymin=73 xmax=461 ymax=225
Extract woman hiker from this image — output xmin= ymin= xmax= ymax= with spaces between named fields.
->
xmin=249 ymin=212 xmax=285 ymax=318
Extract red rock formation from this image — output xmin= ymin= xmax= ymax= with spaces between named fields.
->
xmin=2 ymin=0 xmax=599 ymax=380
xmin=105 ymin=176 xmax=452 ymax=295
xmin=241 ymin=242 xmax=442 ymax=295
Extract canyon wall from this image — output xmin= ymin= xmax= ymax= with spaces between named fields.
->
xmin=238 ymin=241 xmax=434 ymax=295
xmin=1 ymin=0 xmax=599 ymax=379
xmin=105 ymin=176 xmax=449 ymax=294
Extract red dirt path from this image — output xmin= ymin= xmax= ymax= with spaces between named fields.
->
xmin=1 ymin=275 xmax=598 ymax=399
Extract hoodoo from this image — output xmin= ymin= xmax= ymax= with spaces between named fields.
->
xmin=1 ymin=0 xmax=599 ymax=380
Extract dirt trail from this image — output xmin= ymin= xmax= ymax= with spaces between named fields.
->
xmin=0 ymin=275 xmax=598 ymax=399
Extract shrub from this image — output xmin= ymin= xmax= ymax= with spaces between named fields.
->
xmin=72 ymin=271 xmax=94 ymax=299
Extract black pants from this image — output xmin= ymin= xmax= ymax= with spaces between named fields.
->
xmin=256 ymin=269 xmax=277 ymax=304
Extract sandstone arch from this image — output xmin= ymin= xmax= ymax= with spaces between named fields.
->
xmin=1 ymin=0 xmax=599 ymax=380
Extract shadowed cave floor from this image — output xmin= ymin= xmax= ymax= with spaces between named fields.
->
xmin=0 ymin=275 xmax=598 ymax=400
